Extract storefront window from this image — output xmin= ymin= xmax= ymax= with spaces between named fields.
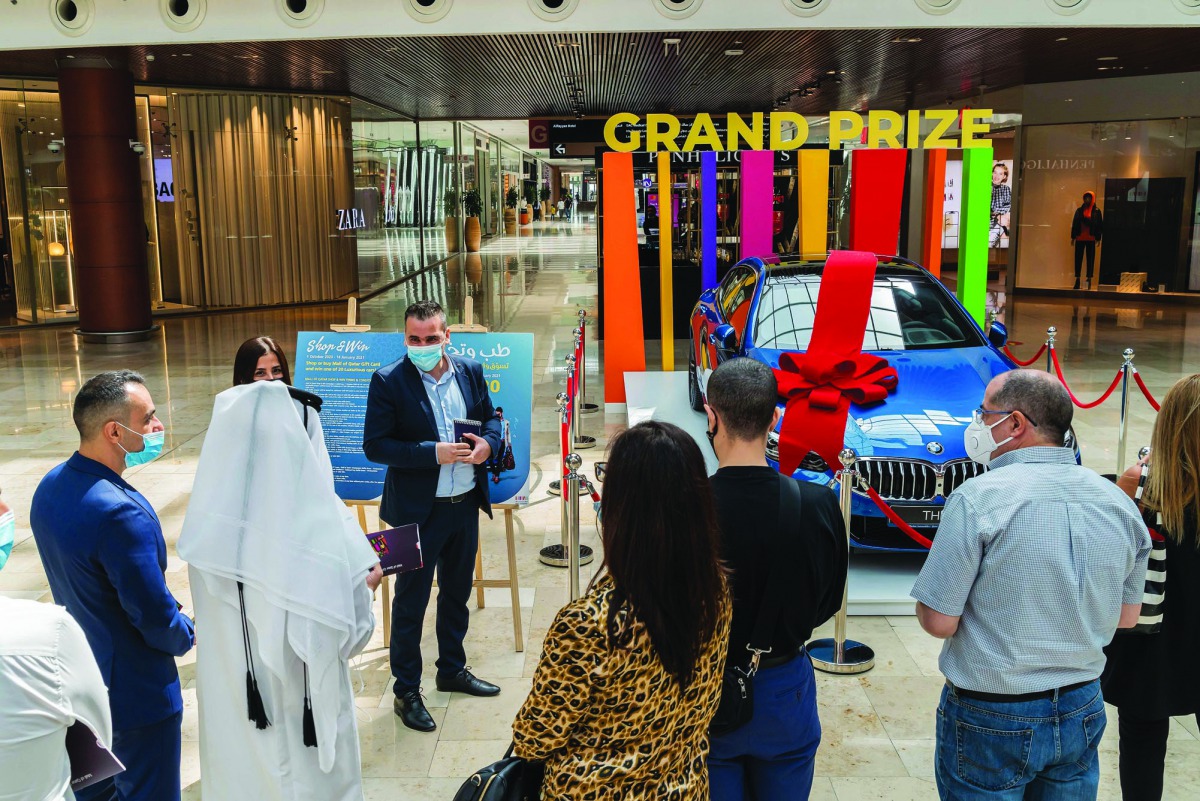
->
xmin=1018 ymin=119 xmax=1197 ymax=293
xmin=351 ymin=114 xmax=421 ymax=295
xmin=422 ymin=121 xmax=462 ymax=265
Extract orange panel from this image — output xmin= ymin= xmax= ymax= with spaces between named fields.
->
xmin=602 ymin=152 xmax=646 ymax=404
xmin=922 ymin=149 xmax=947 ymax=279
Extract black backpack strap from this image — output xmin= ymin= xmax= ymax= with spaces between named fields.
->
xmin=287 ymin=386 xmax=323 ymax=429
xmin=745 ymin=476 xmax=802 ymax=672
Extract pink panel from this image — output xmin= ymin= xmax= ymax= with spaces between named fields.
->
xmin=739 ymin=150 xmax=774 ymax=260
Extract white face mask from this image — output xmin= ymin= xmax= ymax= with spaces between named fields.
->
xmin=963 ymin=411 xmax=1014 ymax=467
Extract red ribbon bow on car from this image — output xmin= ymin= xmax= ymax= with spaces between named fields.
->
xmin=770 ymin=251 xmax=899 ymax=475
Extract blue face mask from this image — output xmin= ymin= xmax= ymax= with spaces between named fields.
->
xmin=117 ymin=423 xmax=166 ymax=468
xmin=0 ymin=510 xmax=14 ymax=571
xmin=408 ymin=342 xmax=444 ymax=373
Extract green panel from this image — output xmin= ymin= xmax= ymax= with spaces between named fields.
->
xmin=956 ymin=147 xmax=993 ymax=328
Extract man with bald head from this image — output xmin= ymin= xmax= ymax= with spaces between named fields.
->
xmin=911 ymin=369 xmax=1150 ymax=800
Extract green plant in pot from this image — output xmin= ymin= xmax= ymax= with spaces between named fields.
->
xmin=462 ymin=189 xmax=483 ymax=252
xmin=539 ymin=184 xmax=552 ymax=218
xmin=443 ymin=190 xmax=460 ymax=253
xmin=504 ymin=187 xmax=519 ymax=234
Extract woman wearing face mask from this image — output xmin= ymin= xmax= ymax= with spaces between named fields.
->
xmin=233 ymin=336 xmax=331 ymax=484
xmin=0 ymin=492 xmax=116 ymax=801
xmin=1102 ymin=375 xmax=1200 ymax=801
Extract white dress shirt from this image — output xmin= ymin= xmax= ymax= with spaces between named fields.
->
xmin=0 ymin=596 xmax=113 ymax=801
xmin=420 ymin=358 xmax=476 ymax=497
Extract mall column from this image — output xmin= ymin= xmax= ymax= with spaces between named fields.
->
xmin=59 ymin=59 xmax=156 ymax=343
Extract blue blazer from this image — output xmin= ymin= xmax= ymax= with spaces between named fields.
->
xmin=30 ymin=453 xmax=195 ymax=731
xmin=363 ymin=355 xmax=503 ymax=527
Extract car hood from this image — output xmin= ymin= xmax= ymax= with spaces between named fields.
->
xmin=750 ymin=346 xmax=1012 ymax=461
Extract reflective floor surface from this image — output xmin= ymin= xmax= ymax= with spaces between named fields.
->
xmin=1 ymin=223 xmax=1197 ymax=799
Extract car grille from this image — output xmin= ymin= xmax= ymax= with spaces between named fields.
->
xmin=855 ymin=458 xmax=987 ymax=502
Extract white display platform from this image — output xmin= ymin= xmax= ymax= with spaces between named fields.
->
xmin=625 ymin=370 xmax=924 ymax=616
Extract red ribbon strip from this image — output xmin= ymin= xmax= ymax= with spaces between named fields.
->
xmin=771 ymin=251 xmax=898 ymax=475
xmin=862 ymin=486 xmax=934 ymax=550
xmin=1050 ymin=348 xmax=1123 ymax=410
xmin=1133 ymin=369 xmax=1161 ymax=412
xmin=1003 ymin=342 xmax=1048 ymax=367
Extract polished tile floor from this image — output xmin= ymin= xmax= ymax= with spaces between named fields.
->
xmin=1 ymin=222 xmax=1197 ymax=799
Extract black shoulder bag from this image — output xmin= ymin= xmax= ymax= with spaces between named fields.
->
xmin=710 ymin=475 xmax=801 ymax=736
xmin=451 ymin=742 xmax=543 ymax=801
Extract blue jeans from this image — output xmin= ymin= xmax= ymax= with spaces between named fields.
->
xmin=935 ymin=680 xmax=1106 ymax=801
xmin=708 ymin=653 xmax=821 ymax=801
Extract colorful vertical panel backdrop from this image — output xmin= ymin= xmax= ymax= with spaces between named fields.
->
xmin=739 ymin=150 xmax=774 ymax=260
xmin=848 ymin=148 xmax=908 ymax=256
xmin=957 ymin=147 xmax=994 ymax=327
xmin=601 ymin=151 xmax=645 ymax=404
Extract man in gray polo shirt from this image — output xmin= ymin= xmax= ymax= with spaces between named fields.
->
xmin=912 ymin=369 xmax=1149 ymax=800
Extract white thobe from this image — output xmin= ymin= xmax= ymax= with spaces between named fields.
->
xmin=190 ymin=567 xmax=374 ymax=801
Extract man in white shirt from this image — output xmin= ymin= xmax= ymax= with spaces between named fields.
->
xmin=0 ymin=493 xmax=115 ymax=801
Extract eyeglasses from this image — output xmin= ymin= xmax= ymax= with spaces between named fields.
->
xmin=974 ymin=407 xmax=1039 ymax=428
xmin=593 ymin=461 xmax=607 ymax=483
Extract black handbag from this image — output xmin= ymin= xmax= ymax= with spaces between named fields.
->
xmin=452 ymin=743 xmax=543 ymax=801
xmin=710 ymin=476 xmax=800 ymax=736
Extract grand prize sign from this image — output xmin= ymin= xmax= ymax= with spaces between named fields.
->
xmin=602 ymin=110 xmax=994 ymax=152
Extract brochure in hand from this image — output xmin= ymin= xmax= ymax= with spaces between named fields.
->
xmin=367 ymin=524 xmax=423 ymax=577
xmin=67 ymin=721 xmax=125 ymax=791
xmin=453 ymin=418 xmax=482 ymax=446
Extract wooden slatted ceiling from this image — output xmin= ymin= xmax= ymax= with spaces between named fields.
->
xmin=0 ymin=27 xmax=1197 ymax=120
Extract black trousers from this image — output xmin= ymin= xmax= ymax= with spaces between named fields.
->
xmin=389 ymin=500 xmax=479 ymax=695
xmin=1117 ymin=711 xmax=1200 ymax=801
xmin=1074 ymin=240 xmax=1096 ymax=286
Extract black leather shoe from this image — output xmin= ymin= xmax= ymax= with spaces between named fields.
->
xmin=394 ymin=690 xmax=436 ymax=732
xmin=435 ymin=668 xmax=501 ymax=697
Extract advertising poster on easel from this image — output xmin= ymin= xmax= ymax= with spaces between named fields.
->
xmin=292 ymin=331 xmax=534 ymax=507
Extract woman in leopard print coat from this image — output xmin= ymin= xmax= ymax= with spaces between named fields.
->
xmin=513 ymin=421 xmax=732 ymax=799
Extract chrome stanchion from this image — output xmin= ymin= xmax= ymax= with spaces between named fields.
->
xmin=541 ymin=397 xmax=594 ymax=568
xmin=565 ymin=453 xmax=583 ymax=600
xmin=808 ymin=449 xmax=876 ymax=675
xmin=1046 ymin=326 xmax=1057 ymax=374
xmin=1116 ymin=348 xmax=1135 ymax=474
xmin=578 ymin=309 xmax=600 ymax=415
xmin=570 ymin=342 xmax=596 ymax=450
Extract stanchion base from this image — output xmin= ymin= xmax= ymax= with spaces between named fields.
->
xmin=547 ymin=480 xmax=590 ymax=497
xmin=538 ymin=544 xmax=595 ymax=568
xmin=807 ymin=638 xmax=876 ymax=675
xmin=573 ymin=435 xmax=597 ymax=450
xmin=579 ymin=403 xmax=600 ymax=415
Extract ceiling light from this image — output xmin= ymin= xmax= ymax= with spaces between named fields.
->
xmin=1097 ymin=56 xmax=1119 ymax=61
xmin=827 ymin=70 xmax=837 ymax=75
xmin=892 ymin=37 xmax=922 ymax=44
xmin=1056 ymin=36 xmax=1069 ymax=42
xmin=724 ymin=49 xmax=744 ymax=56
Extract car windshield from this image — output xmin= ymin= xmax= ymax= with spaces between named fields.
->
xmin=753 ymin=272 xmax=983 ymax=351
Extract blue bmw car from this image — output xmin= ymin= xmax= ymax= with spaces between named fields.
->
xmin=688 ymin=254 xmax=1021 ymax=552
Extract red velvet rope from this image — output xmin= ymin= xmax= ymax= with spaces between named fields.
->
xmin=1003 ymin=342 xmax=1048 ymax=367
xmin=1133 ymin=369 xmax=1161 ymax=412
xmin=861 ymin=485 xmax=934 ymax=549
xmin=1049 ymin=348 xmax=1124 ymax=409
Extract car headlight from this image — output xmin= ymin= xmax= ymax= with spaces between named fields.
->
xmin=766 ymin=431 xmax=830 ymax=473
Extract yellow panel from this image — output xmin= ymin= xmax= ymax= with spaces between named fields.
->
xmin=657 ymin=151 xmax=674 ymax=371
xmin=797 ymin=149 xmax=831 ymax=256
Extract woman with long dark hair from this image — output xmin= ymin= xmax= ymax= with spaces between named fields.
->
xmin=1103 ymin=374 xmax=1200 ymax=801
xmin=513 ymin=420 xmax=731 ymax=800
xmin=231 ymin=336 xmax=329 ymax=480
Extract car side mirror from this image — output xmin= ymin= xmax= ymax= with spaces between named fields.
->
xmin=988 ymin=322 xmax=1008 ymax=350
xmin=711 ymin=324 xmax=738 ymax=353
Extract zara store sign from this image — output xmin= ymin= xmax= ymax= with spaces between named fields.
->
xmin=336 ymin=208 xmax=368 ymax=231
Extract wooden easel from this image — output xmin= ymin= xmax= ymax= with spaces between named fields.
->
xmin=340 ymin=296 xmax=525 ymax=652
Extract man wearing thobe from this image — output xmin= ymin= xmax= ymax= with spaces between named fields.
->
xmin=31 ymin=370 xmax=195 ymax=801
xmin=179 ymin=381 xmax=382 ymax=801
xmin=363 ymin=299 xmax=504 ymax=732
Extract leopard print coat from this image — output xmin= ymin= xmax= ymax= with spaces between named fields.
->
xmin=513 ymin=574 xmax=732 ymax=800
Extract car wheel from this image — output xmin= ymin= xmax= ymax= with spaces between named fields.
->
xmin=688 ymin=341 xmax=704 ymax=413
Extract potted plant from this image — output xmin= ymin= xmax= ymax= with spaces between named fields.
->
xmin=504 ymin=187 xmax=519 ymax=235
xmin=462 ymin=189 xmax=483 ymax=252
xmin=443 ymin=190 xmax=459 ymax=253
xmin=539 ymin=184 xmax=552 ymax=219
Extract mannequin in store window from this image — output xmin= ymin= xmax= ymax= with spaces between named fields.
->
xmin=989 ymin=163 xmax=1011 ymax=248
xmin=1070 ymin=191 xmax=1104 ymax=290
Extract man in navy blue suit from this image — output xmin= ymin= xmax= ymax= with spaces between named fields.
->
xmin=31 ymin=370 xmax=195 ymax=801
xmin=363 ymin=300 xmax=504 ymax=732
